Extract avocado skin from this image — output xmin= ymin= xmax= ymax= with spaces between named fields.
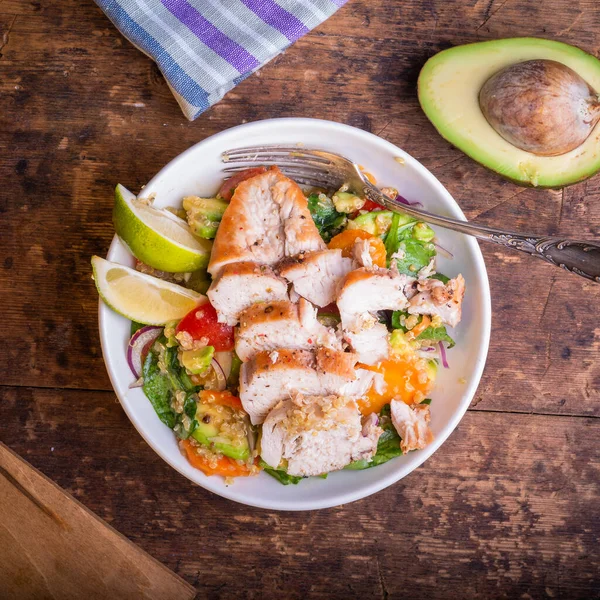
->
xmin=417 ymin=38 xmax=600 ymax=189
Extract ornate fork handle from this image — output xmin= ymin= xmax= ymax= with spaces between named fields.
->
xmin=363 ymin=186 xmax=600 ymax=283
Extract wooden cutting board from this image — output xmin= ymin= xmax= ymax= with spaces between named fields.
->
xmin=0 ymin=442 xmax=196 ymax=600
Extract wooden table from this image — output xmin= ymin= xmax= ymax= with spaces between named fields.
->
xmin=1 ymin=0 xmax=599 ymax=597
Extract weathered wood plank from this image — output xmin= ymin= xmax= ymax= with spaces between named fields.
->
xmin=1 ymin=386 xmax=598 ymax=598
xmin=2 ymin=0 xmax=599 ymax=415
xmin=0 ymin=442 xmax=195 ymax=600
xmin=2 ymin=0 xmax=600 ymax=595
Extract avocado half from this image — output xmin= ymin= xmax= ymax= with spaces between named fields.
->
xmin=418 ymin=38 xmax=600 ymax=188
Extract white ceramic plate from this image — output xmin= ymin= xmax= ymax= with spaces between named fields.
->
xmin=99 ymin=118 xmax=491 ymax=511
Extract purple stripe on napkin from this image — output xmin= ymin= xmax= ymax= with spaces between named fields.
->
xmin=161 ymin=0 xmax=261 ymax=73
xmin=239 ymin=0 xmax=309 ymax=42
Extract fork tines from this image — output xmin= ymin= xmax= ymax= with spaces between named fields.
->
xmin=223 ymin=146 xmax=333 ymax=164
xmin=222 ymin=146 xmax=343 ymax=188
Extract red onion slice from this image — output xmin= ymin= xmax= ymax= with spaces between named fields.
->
xmin=396 ymin=194 xmax=424 ymax=208
xmin=129 ymin=376 xmax=145 ymax=389
xmin=210 ymin=358 xmax=227 ymax=391
xmin=127 ymin=326 xmax=162 ymax=379
xmin=438 ymin=341 xmax=450 ymax=369
xmin=213 ymin=351 xmax=233 ymax=380
xmin=362 ymin=412 xmax=380 ymax=437
xmin=433 ymin=241 xmax=454 ymax=260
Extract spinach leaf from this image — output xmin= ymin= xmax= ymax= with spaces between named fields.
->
xmin=259 ymin=460 xmax=303 ymax=485
xmin=183 ymin=393 xmax=197 ymax=419
xmin=384 ymin=213 xmax=436 ymax=275
xmin=370 ymin=427 xmax=403 ymax=466
xmin=173 ymin=393 xmax=199 ymax=440
xmin=142 ymin=350 xmax=176 ymax=428
xmin=228 ymin=352 xmax=242 ymax=391
xmin=130 ymin=321 xmax=146 ymax=336
xmin=417 ymin=326 xmax=455 ymax=348
xmin=430 ymin=273 xmax=450 ymax=284
xmin=174 ymin=415 xmax=198 ymax=440
xmin=393 ymin=239 xmax=436 ymax=276
xmin=390 ymin=311 xmax=403 ymax=330
xmin=173 ymin=415 xmax=198 ymax=440
xmin=165 ymin=346 xmax=198 ymax=392
xmin=391 ymin=311 xmax=455 ymax=348
xmin=420 ymin=398 xmax=432 ymax=405
xmin=307 ymin=193 xmax=346 ymax=242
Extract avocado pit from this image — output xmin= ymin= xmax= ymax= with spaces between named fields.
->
xmin=479 ymin=59 xmax=600 ymax=156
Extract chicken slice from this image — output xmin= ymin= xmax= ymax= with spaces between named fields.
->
xmin=352 ymin=238 xmax=373 ymax=268
xmin=208 ymin=167 xmax=325 ymax=277
xmin=279 ymin=249 xmax=354 ymax=307
xmin=390 ymin=400 xmax=434 ymax=453
xmin=240 ymin=350 xmax=321 ymax=425
xmin=407 ymin=274 xmax=465 ymax=328
xmin=206 ymin=261 xmax=289 ymax=326
xmin=260 ymin=395 xmax=382 ymax=477
xmin=337 ymin=268 xmax=413 ymax=316
xmin=235 ymin=298 xmax=341 ymax=362
xmin=240 ymin=348 xmax=363 ymax=424
xmin=336 ymin=268 xmax=414 ymax=364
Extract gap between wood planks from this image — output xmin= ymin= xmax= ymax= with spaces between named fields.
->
xmin=1 ymin=383 xmax=598 ymax=420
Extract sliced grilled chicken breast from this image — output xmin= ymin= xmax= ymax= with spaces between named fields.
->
xmin=390 ymin=400 xmax=434 ymax=453
xmin=208 ymin=167 xmax=325 ymax=277
xmin=407 ymin=274 xmax=465 ymax=328
xmin=337 ymin=268 xmax=413 ymax=364
xmin=279 ymin=249 xmax=354 ymax=307
xmin=206 ymin=261 xmax=289 ymax=326
xmin=260 ymin=395 xmax=382 ymax=477
xmin=240 ymin=348 xmax=363 ymax=424
xmin=239 ymin=349 xmax=322 ymax=425
xmin=352 ymin=238 xmax=373 ymax=268
xmin=235 ymin=298 xmax=340 ymax=362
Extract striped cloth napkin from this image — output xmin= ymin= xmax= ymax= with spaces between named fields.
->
xmin=96 ymin=0 xmax=347 ymax=120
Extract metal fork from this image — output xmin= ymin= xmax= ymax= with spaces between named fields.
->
xmin=222 ymin=146 xmax=600 ymax=283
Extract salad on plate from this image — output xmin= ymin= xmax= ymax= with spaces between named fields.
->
xmin=93 ymin=164 xmax=465 ymax=485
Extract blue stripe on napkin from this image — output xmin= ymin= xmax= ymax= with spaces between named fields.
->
xmin=96 ymin=0 xmax=347 ymax=120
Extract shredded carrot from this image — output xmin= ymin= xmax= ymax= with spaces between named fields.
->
xmin=406 ymin=315 xmax=431 ymax=340
xmin=328 ymin=230 xmax=386 ymax=267
xmin=356 ymin=357 xmax=435 ymax=415
xmin=199 ymin=390 xmax=243 ymax=410
xmin=181 ymin=440 xmax=255 ymax=477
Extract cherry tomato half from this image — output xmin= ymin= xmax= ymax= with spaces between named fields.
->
xmin=361 ymin=199 xmax=385 ymax=212
xmin=175 ymin=302 xmax=234 ymax=351
xmin=218 ymin=166 xmax=268 ymax=201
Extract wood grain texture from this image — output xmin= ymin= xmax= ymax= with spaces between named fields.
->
xmin=1 ymin=386 xmax=599 ymax=599
xmin=1 ymin=0 xmax=599 ymax=416
xmin=0 ymin=441 xmax=195 ymax=600
xmin=1 ymin=0 xmax=599 ymax=597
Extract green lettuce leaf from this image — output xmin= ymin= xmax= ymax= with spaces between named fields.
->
xmin=307 ymin=193 xmax=346 ymax=242
xmin=130 ymin=321 xmax=146 ymax=336
xmin=391 ymin=311 xmax=455 ymax=348
xmin=259 ymin=460 xmax=303 ymax=485
xmin=384 ymin=213 xmax=436 ymax=275
xmin=430 ymin=273 xmax=450 ymax=284
xmin=345 ymin=404 xmax=402 ymax=470
xmin=142 ymin=350 xmax=176 ymax=428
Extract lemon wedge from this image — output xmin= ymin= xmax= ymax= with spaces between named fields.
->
xmin=92 ymin=256 xmax=204 ymax=324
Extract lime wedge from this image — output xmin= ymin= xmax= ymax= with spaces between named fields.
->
xmin=113 ymin=184 xmax=212 ymax=273
xmin=92 ymin=256 xmax=204 ymax=324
